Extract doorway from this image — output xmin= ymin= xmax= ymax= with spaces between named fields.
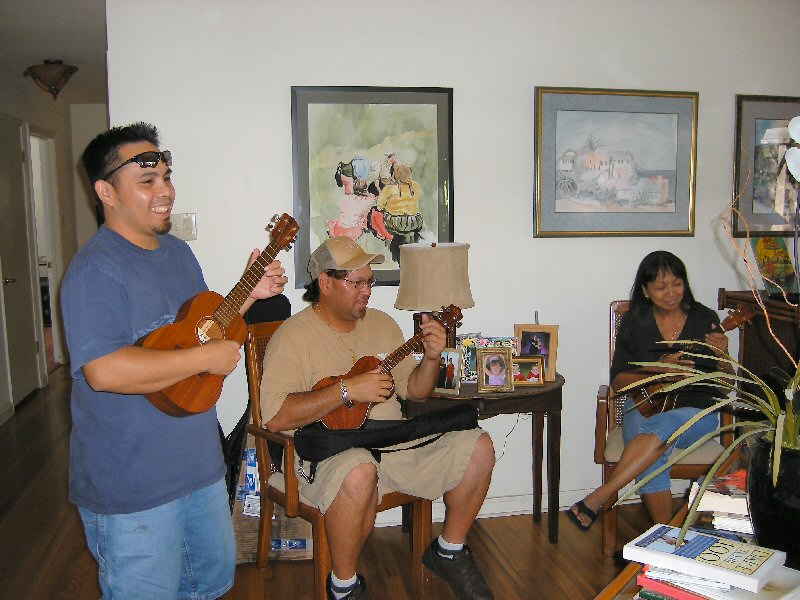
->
xmin=29 ymin=133 xmax=64 ymax=373
xmin=0 ymin=115 xmax=41 ymax=413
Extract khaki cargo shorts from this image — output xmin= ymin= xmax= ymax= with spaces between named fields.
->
xmin=295 ymin=428 xmax=485 ymax=514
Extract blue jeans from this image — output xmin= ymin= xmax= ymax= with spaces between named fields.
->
xmin=622 ymin=398 xmax=719 ymax=494
xmin=78 ymin=478 xmax=235 ymax=600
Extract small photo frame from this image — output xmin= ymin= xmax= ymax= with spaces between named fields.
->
xmin=434 ymin=348 xmax=462 ymax=395
xmin=514 ymin=324 xmax=559 ymax=382
xmin=513 ymin=356 xmax=545 ymax=387
xmin=476 ymin=347 xmax=514 ymax=393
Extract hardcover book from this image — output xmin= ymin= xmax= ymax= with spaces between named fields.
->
xmin=623 ymin=524 xmax=786 ymax=593
xmin=689 ymin=469 xmax=748 ymax=516
xmin=712 ymin=513 xmax=754 ymax=536
xmin=640 ymin=566 xmax=800 ymax=600
xmin=638 ymin=572 xmax=712 ymax=600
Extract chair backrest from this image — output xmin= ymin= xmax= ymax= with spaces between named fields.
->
xmin=245 ymin=321 xmax=283 ymax=427
xmin=608 ymin=300 xmax=630 ymax=429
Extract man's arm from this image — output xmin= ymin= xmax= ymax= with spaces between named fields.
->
xmin=266 ymin=370 xmax=394 ymax=432
xmin=83 ymin=339 xmax=243 ymax=394
xmin=405 ymin=314 xmax=446 ymax=402
xmin=84 ymin=252 xmax=288 ymax=394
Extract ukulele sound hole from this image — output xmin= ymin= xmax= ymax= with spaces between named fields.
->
xmin=196 ymin=317 xmax=224 ymax=344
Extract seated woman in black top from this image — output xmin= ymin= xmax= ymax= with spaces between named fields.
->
xmin=568 ymin=251 xmax=732 ymax=532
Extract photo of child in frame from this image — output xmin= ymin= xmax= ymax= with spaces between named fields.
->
xmin=476 ymin=347 xmax=513 ymax=392
xmin=512 ymin=356 xmax=545 ymax=387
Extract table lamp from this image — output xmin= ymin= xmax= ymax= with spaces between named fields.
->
xmin=394 ymin=242 xmax=475 ymax=348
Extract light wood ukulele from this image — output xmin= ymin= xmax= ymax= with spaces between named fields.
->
xmin=137 ymin=213 xmax=298 ymax=417
xmin=633 ymin=305 xmax=757 ymax=418
xmin=315 ymin=304 xmax=463 ymax=430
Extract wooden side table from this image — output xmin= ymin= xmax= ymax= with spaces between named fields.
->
xmin=402 ymin=373 xmax=565 ymax=543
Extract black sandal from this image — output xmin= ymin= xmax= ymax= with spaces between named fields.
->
xmin=566 ymin=500 xmax=598 ymax=532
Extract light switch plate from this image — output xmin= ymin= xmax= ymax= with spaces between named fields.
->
xmin=170 ymin=213 xmax=197 ymax=240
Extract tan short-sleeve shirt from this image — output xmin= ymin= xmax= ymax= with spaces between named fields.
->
xmin=260 ymin=305 xmax=417 ymax=429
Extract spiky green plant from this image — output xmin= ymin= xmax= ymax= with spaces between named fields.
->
xmin=615 ymin=341 xmax=800 ymax=544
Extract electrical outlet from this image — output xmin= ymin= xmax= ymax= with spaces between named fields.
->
xmin=170 ymin=213 xmax=197 ymax=240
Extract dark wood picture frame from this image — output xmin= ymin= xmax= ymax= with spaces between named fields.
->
xmin=291 ymin=86 xmax=454 ymax=286
xmin=732 ymin=94 xmax=800 ymax=237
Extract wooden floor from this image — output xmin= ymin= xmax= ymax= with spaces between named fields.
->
xmin=0 ymin=366 xmax=662 ymax=600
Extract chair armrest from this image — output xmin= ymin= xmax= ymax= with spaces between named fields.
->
xmin=245 ymin=424 xmax=301 ymax=516
xmin=594 ymin=385 xmax=610 ymax=464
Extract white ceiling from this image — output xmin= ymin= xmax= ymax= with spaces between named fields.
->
xmin=0 ymin=0 xmax=108 ymax=104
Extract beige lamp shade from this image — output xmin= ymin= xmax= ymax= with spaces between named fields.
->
xmin=394 ymin=242 xmax=475 ymax=311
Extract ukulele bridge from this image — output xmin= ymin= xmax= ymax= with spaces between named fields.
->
xmin=195 ymin=316 xmax=224 ymax=344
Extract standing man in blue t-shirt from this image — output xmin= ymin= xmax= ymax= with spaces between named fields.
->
xmin=61 ymin=122 xmax=287 ymax=600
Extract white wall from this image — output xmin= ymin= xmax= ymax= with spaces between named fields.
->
xmin=70 ymin=104 xmax=108 ymax=248
xmin=104 ymin=0 xmax=800 ymax=517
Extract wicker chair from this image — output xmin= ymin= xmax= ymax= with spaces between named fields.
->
xmin=593 ymin=300 xmax=729 ymax=556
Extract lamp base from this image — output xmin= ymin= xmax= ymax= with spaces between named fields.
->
xmin=412 ymin=311 xmax=457 ymax=349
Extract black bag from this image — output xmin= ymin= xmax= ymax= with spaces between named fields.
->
xmin=294 ymin=404 xmax=479 ymax=483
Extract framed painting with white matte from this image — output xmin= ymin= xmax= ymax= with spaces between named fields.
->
xmin=476 ymin=347 xmax=513 ymax=393
xmin=514 ymin=324 xmax=559 ymax=382
xmin=534 ymin=87 xmax=698 ymax=237
xmin=512 ymin=356 xmax=545 ymax=387
xmin=434 ymin=348 xmax=462 ymax=395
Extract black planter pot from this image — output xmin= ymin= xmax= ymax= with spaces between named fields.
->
xmin=747 ymin=437 xmax=800 ymax=569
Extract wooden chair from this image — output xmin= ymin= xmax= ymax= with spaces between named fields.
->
xmin=243 ymin=321 xmax=432 ymax=600
xmin=594 ymin=300 xmax=730 ymax=556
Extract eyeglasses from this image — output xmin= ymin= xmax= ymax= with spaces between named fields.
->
xmin=342 ymin=277 xmax=376 ymax=291
xmin=100 ymin=150 xmax=172 ymax=181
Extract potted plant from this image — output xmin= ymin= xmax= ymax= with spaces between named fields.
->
xmin=616 ymin=115 xmax=800 ymax=567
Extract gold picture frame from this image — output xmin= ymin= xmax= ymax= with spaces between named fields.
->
xmin=512 ymin=356 xmax=545 ymax=387
xmin=514 ymin=324 xmax=559 ymax=382
xmin=476 ymin=347 xmax=514 ymax=393
xmin=533 ymin=86 xmax=698 ymax=237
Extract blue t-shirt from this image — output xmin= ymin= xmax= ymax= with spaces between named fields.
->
xmin=61 ymin=226 xmax=226 ymax=514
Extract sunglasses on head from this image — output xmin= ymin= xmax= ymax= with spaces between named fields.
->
xmin=100 ymin=150 xmax=172 ymax=181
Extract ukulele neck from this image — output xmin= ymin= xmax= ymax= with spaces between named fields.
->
xmin=212 ymin=239 xmax=281 ymax=328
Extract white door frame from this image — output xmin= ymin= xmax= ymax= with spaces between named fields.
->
xmin=30 ymin=131 xmax=66 ymax=368
xmin=0 ymin=257 xmax=12 ymax=425
xmin=20 ymin=124 xmax=47 ymax=390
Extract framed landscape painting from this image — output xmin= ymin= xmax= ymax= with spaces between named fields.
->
xmin=534 ymin=87 xmax=698 ymax=237
xmin=291 ymin=86 xmax=454 ymax=286
xmin=732 ymin=94 xmax=800 ymax=237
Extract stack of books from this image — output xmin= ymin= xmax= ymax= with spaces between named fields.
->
xmin=624 ymin=524 xmax=800 ymax=599
xmin=688 ymin=469 xmax=753 ymax=536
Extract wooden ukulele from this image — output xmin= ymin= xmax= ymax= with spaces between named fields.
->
xmin=137 ymin=213 xmax=299 ymax=417
xmin=633 ymin=305 xmax=757 ymax=418
xmin=315 ymin=305 xmax=463 ymax=430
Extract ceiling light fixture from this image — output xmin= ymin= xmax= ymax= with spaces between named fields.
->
xmin=23 ymin=59 xmax=78 ymax=100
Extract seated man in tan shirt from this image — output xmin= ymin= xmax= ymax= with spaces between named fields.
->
xmin=260 ymin=236 xmax=495 ymax=600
